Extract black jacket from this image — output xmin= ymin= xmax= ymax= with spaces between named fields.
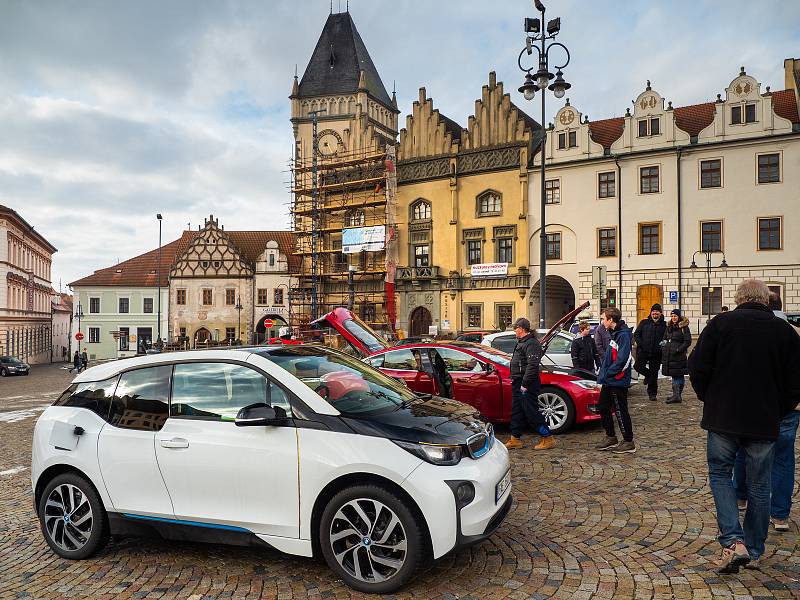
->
xmin=510 ymin=332 xmax=542 ymax=389
xmin=571 ymin=335 xmax=599 ymax=371
xmin=661 ymin=317 xmax=691 ymax=377
xmin=688 ymin=302 xmax=800 ymax=440
xmin=634 ymin=315 xmax=667 ymax=356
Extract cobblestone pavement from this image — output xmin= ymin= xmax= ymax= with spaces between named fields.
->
xmin=2 ymin=365 xmax=799 ymax=599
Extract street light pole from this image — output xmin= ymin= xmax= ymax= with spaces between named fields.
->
xmin=690 ymin=249 xmax=728 ymax=321
xmin=348 ymin=265 xmax=356 ymax=310
xmin=235 ymin=297 xmax=243 ymax=345
xmin=156 ymin=213 xmax=163 ymax=343
xmin=75 ymin=301 xmax=84 ymax=354
xmin=517 ymin=0 xmax=571 ymax=329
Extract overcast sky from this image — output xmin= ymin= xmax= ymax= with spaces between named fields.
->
xmin=2 ymin=1 xmax=798 ymax=289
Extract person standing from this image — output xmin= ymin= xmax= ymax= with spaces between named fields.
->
xmin=660 ymin=309 xmax=691 ymax=404
xmin=633 ymin=303 xmax=667 ymax=401
xmin=595 ymin=307 xmax=635 ymax=453
xmin=69 ymin=350 xmax=81 ymax=373
xmin=80 ymin=349 xmax=89 ymax=372
xmin=505 ymin=317 xmax=555 ymax=450
xmin=571 ymin=320 xmax=599 ymax=371
xmin=594 ymin=310 xmax=611 ymax=358
xmin=689 ymin=279 xmax=800 ymax=573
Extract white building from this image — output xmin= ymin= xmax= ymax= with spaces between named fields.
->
xmin=51 ymin=293 xmax=72 ymax=362
xmin=528 ymin=60 xmax=800 ymax=329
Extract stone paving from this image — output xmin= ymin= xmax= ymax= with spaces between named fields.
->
xmin=1 ymin=363 xmax=799 ymax=599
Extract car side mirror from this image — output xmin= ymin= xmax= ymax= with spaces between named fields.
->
xmin=484 ymin=362 xmax=495 ymax=374
xmin=235 ymin=402 xmax=288 ymax=427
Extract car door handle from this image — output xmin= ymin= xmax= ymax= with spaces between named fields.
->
xmin=159 ymin=438 xmax=189 ymax=449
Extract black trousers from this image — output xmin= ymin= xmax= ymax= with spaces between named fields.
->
xmin=510 ymin=378 xmax=550 ymax=438
xmin=598 ymin=385 xmax=633 ymax=442
xmin=634 ymin=351 xmax=661 ymax=396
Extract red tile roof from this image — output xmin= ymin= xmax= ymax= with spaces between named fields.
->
xmin=674 ymin=102 xmax=717 ymax=137
xmin=70 ymin=230 xmax=297 ymax=288
xmin=588 ymin=117 xmax=624 ymax=151
xmin=772 ymin=89 xmax=800 ymax=125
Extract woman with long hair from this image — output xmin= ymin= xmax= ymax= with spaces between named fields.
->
xmin=661 ymin=309 xmax=691 ymax=403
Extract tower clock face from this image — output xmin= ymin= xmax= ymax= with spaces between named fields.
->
xmin=316 ymin=129 xmax=343 ymax=156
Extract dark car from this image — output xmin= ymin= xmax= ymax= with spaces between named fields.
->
xmin=456 ymin=330 xmax=498 ymax=343
xmin=0 ymin=356 xmax=30 ymax=376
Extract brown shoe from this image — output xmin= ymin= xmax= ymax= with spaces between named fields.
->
xmin=717 ymin=541 xmax=750 ymax=574
xmin=595 ymin=435 xmax=619 ymax=451
xmin=504 ymin=436 xmax=524 ymax=450
xmin=612 ymin=440 xmax=636 ymax=454
xmin=771 ymin=518 xmax=789 ymax=532
xmin=534 ymin=436 xmax=556 ymax=450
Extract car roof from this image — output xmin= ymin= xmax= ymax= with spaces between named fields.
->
xmin=481 ymin=331 xmax=515 ymax=341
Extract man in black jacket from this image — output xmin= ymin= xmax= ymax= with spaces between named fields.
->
xmin=505 ymin=317 xmax=555 ymax=450
xmin=571 ymin=320 xmax=599 ymax=371
xmin=634 ymin=303 xmax=667 ymax=400
xmin=689 ymin=279 xmax=800 ymax=573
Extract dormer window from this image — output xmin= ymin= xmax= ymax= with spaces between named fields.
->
xmin=411 ymin=200 xmax=431 ymax=221
xmin=476 ymin=191 xmax=502 ymax=217
xmin=638 ymin=117 xmax=660 ymax=137
xmin=557 ymin=130 xmax=577 ymax=149
xmin=731 ymin=103 xmax=756 ymax=125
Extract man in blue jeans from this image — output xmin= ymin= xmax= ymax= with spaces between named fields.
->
xmin=689 ymin=279 xmax=800 ymax=573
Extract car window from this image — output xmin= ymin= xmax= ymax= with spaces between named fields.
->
xmin=491 ymin=335 xmax=518 ymax=354
xmin=474 ymin=348 xmax=510 ymax=367
xmin=434 ymin=348 xmax=482 ymax=373
xmin=547 ymin=334 xmax=572 ymax=354
xmin=108 ymin=366 xmax=171 ymax=431
xmin=367 ymin=355 xmax=384 ymax=368
xmin=382 ymin=349 xmax=418 ymax=370
xmin=54 ymin=376 xmax=119 ymax=421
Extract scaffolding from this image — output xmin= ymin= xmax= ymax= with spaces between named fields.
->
xmin=289 ymin=134 xmax=397 ymax=332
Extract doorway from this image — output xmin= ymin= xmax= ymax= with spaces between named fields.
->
xmin=409 ymin=306 xmax=432 ymax=337
xmin=194 ymin=327 xmax=211 ymax=347
xmin=637 ymin=284 xmax=663 ymax=324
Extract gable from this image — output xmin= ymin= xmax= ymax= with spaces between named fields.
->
xmin=171 ymin=217 xmax=253 ymax=278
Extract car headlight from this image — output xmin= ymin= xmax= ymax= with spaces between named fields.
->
xmin=393 ymin=440 xmax=463 ymax=466
xmin=571 ymin=379 xmax=598 ymax=390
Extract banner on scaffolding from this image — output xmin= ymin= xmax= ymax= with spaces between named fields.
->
xmin=342 ymin=225 xmax=386 ymax=254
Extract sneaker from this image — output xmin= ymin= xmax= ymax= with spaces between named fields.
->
xmin=717 ymin=541 xmax=750 ymax=574
xmin=533 ymin=436 xmax=556 ymax=450
xmin=612 ymin=440 xmax=636 ymax=454
xmin=771 ymin=518 xmax=789 ymax=532
xmin=595 ymin=436 xmax=619 ymax=451
xmin=648 ymin=395 xmax=658 ymax=402
xmin=664 ymin=397 xmax=682 ymax=404
xmin=504 ymin=436 xmax=524 ymax=450
xmin=743 ymin=559 xmax=761 ymax=570
xmin=737 ymin=499 xmax=747 ymax=512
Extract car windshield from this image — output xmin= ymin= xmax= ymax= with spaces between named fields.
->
xmin=1 ymin=357 xmax=22 ymax=364
xmin=260 ymin=346 xmax=417 ymax=415
xmin=473 ymin=348 xmax=510 ymax=367
xmin=341 ymin=315 xmax=386 ymax=352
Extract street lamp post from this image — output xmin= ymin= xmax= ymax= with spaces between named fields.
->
xmin=75 ymin=301 xmax=84 ymax=354
xmin=690 ymin=250 xmax=728 ymax=321
xmin=348 ymin=265 xmax=356 ymax=310
xmin=156 ymin=213 xmax=163 ymax=344
xmin=235 ymin=297 xmax=244 ymax=345
xmin=517 ymin=0 xmax=571 ymax=329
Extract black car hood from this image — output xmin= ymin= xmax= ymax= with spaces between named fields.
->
xmin=341 ymin=395 xmax=488 ymax=445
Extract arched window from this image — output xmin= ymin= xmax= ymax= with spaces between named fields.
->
xmin=345 ymin=209 xmax=365 ymax=228
xmin=411 ymin=200 xmax=431 ymax=221
xmin=477 ymin=191 xmax=502 ymax=216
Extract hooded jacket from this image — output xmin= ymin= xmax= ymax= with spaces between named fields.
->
xmin=661 ymin=316 xmax=691 ymax=377
xmin=597 ymin=320 xmax=632 ymax=387
xmin=689 ymin=302 xmax=800 ymax=440
xmin=510 ymin=332 xmax=542 ymax=389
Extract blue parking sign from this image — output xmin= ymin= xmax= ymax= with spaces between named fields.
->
xmin=669 ymin=291 xmax=679 ymax=303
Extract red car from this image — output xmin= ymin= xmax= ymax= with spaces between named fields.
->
xmin=312 ymin=305 xmax=601 ymax=434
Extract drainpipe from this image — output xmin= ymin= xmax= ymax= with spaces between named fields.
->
xmin=676 ymin=147 xmax=683 ymax=311
xmin=614 ymin=156 xmax=622 ymax=315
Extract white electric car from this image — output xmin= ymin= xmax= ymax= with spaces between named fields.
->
xmin=31 ymin=346 xmax=511 ymax=594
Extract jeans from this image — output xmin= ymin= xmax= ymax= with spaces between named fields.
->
xmin=733 ymin=410 xmax=800 ymax=520
xmin=598 ymin=385 xmax=633 ymax=442
xmin=671 ymin=375 xmax=685 ymax=386
xmin=707 ymin=431 xmax=775 ymax=559
xmin=510 ymin=378 xmax=550 ymax=438
xmin=634 ymin=351 xmax=661 ymax=397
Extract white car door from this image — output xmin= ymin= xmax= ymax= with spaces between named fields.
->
xmin=155 ymin=361 xmax=299 ymax=538
xmin=97 ymin=365 xmax=175 ymax=517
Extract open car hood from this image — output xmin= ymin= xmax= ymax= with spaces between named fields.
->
xmin=540 ymin=301 xmax=590 ymax=351
xmin=311 ymin=307 xmax=389 ymax=357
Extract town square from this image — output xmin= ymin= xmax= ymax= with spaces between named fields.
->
xmin=1 ymin=1 xmax=799 ymax=597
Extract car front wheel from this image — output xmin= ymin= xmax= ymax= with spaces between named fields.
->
xmin=38 ymin=473 xmax=109 ymax=560
xmin=0 ymin=368 xmax=6 ymax=377
xmin=319 ymin=484 xmax=426 ymax=594
xmin=538 ymin=386 xmax=576 ymax=434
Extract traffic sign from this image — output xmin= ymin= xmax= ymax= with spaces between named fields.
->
xmin=75 ymin=332 xmax=84 ymax=341
xmin=669 ymin=291 xmax=679 ymax=303
xmin=262 ymin=318 xmax=274 ymax=329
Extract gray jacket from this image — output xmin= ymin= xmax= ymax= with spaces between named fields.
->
xmin=594 ymin=324 xmax=610 ymax=358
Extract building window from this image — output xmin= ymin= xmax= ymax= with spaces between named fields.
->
xmin=269 ymin=254 xmax=275 ymax=267
xmin=545 ymin=233 xmax=561 ymax=260
xmin=768 ymin=285 xmax=782 ymax=303
xmin=226 ymin=327 xmax=236 ymax=341
xmin=411 ymin=200 xmax=431 ymax=221
xmin=601 ymin=289 xmax=617 ymax=310
xmin=118 ymin=298 xmax=129 ymax=314
xmin=89 ymin=297 xmax=100 ymax=313
xmin=414 ymin=245 xmax=429 ymax=267
xmin=700 ymin=159 xmax=722 ymax=188
xmin=477 ymin=191 xmax=502 ymax=216
xmin=702 ymin=287 xmax=723 ymax=315
xmin=598 ymin=228 xmax=616 ymax=257
xmin=558 ymin=132 xmax=566 ymax=149
xmin=639 ymin=223 xmax=661 ymax=255
xmin=467 ymin=240 xmax=482 ymax=265
xmin=274 ymin=288 xmax=284 ymax=305
xmin=179 ymin=327 xmax=187 ymax=339
xmin=345 ymin=209 xmax=365 ymax=228
xmin=257 ymin=288 xmax=268 ymax=305
xmin=758 ymin=217 xmax=782 ymax=250
xmin=745 ymin=103 xmax=756 ymax=123
xmin=88 ymin=327 xmax=100 ymax=343
xmin=598 ymin=172 xmax=615 ymax=198
xmin=176 ymin=289 xmax=187 ymax=305
xmin=640 ymin=166 xmax=659 ymax=193
xmin=757 ymin=153 xmax=780 ymax=184
xmin=732 ymin=103 xmax=757 ymax=125
xmin=119 ymin=327 xmax=129 ymax=351
xmin=701 ymin=221 xmax=723 ymax=252
xmin=225 ymin=289 xmax=236 ymax=306
xmin=466 ymin=304 xmax=482 ymax=328
xmin=497 ymin=238 xmax=513 ymax=263
xmin=143 ymin=298 xmax=153 ymax=314
xmin=545 ymin=179 xmax=560 ymax=204
xmin=202 ymin=289 xmax=212 ymax=306
xmin=569 ymin=130 xmax=577 ymax=147
xmin=496 ymin=304 xmax=514 ymax=330
xmin=558 ymin=131 xmax=577 ymax=149
xmin=638 ymin=117 xmax=660 ymax=137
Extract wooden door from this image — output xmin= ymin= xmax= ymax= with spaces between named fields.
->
xmin=409 ymin=306 xmax=432 ymax=337
xmin=637 ymin=285 xmax=663 ymax=325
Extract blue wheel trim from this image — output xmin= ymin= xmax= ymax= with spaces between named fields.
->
xmin=121 ymin=513 xmax=250 ymax=533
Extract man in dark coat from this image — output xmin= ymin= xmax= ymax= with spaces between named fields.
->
xmin=571 ymin=320 xmax=599 ymax=371
xmin=689 ymin=279 xmax=800 ymax=573
xmin=661 ymin=309 xmax=691 ymax=404
xmin=594 ymin=311 xmax=611 ymax=358
xmin=633 ymin=303 xmax=667 ymax=400
xmin=505 ymin=317 xmax=555 ymax=450
xmin=69 ymin=350 xmax=81 ymax=373
xmin=80 ymin=350 xmax=88 ymax=372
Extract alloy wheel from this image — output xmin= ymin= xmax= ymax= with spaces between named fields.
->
xmin=329 ymin=498 xmax=407 ymax=583
xmin=43 ymin=483 xmax=93 ymax=552
xmin=538 ymin=392 xmax=569 ymax=430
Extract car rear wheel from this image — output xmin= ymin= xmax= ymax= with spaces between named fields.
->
xmin=0 ymin=368 xmax=7 ymax=377
xmin=538 ymin=387 xmax=576 ymax=434
xmin=38 ymin=473 xmax=109 ymax=560
xmin=319 ymin=484 xmax=425 ymax=594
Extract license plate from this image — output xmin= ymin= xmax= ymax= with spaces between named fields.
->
xmin=495 ymin=468 xmax=511 ymax=503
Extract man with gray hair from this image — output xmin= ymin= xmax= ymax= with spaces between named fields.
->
xmin=689 ymin=279 xmax=800 ymax=573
